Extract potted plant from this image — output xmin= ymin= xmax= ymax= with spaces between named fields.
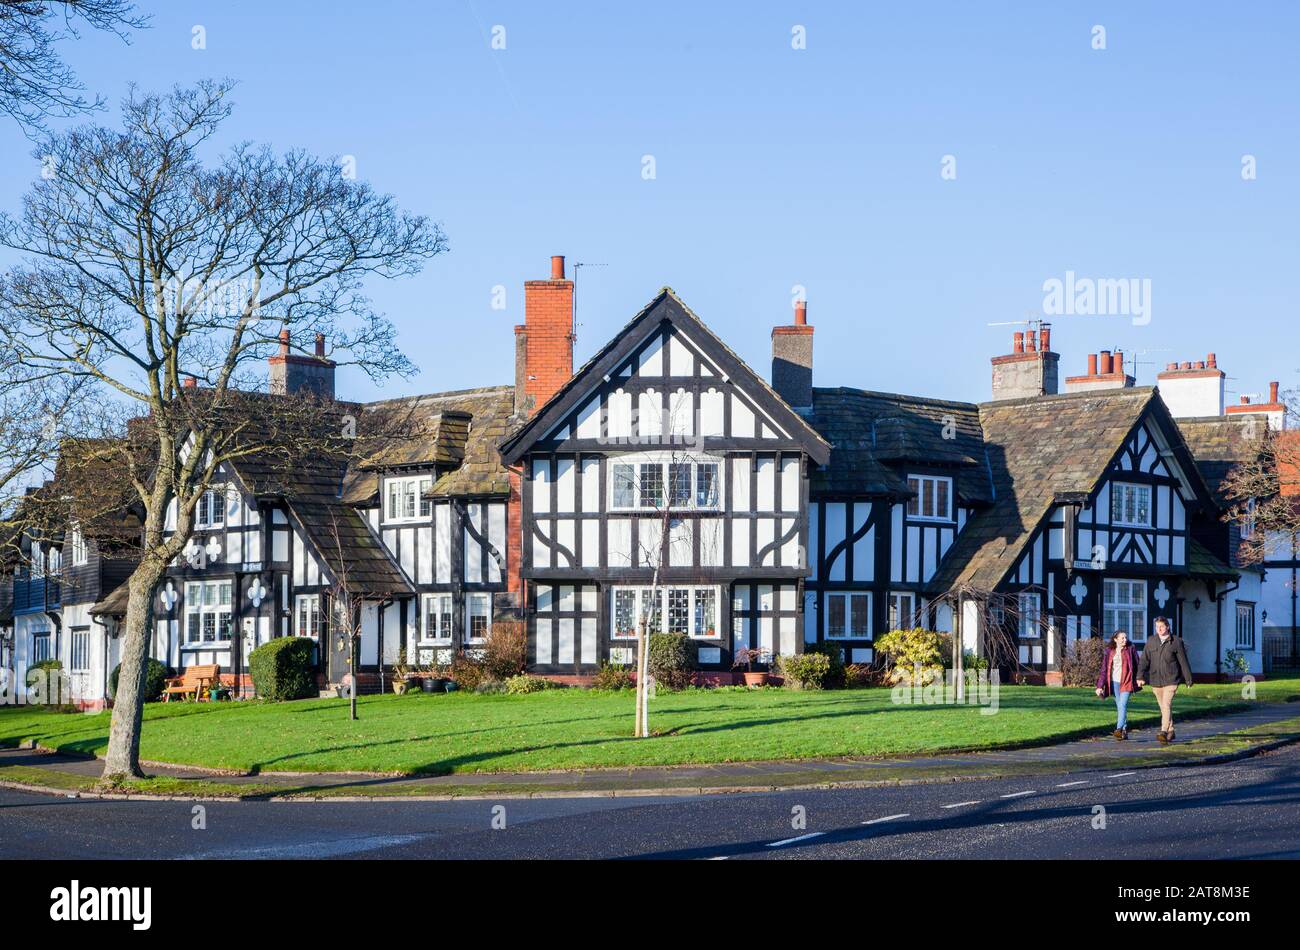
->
xmin=733 ymin=647 xmax=772 ymax=687
xmin=208 ymin=680 xmax=229 ymax=702
xmin=424 ymin=663 xmax=450 ymax=693
xmin=391 ymin=649 xmax=411 ymax=695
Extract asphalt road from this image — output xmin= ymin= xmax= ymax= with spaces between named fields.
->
xmin=4 ymin=744 xmax=1299 ymax=860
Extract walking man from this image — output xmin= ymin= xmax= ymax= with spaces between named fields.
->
xmin=1136 ymin=616 xmax=1194 ymax=742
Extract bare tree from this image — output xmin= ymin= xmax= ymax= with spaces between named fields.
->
xmin=0 ymin=81 xmax=445 ymax=778
xmin=0 ymin=0 xmax=146 ymax=133
xmin=1219 ymin=393 xmax=1300 ymax=566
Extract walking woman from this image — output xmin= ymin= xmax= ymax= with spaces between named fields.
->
xmin=1095 ymin=631 xmax=1140 ymax=739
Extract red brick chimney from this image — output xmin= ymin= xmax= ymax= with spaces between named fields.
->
xmin=990 ymin=325 xmax=1059 ymax=400
xmin=269 ymin=329 xmax=336 ymax=399
xmin=514 ymin=255 xmax=574 ymax=418
xmin=1064 ymin=349 xmax=1135 ymax=394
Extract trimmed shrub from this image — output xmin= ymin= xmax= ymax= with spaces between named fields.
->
xmin=249 ymin=636 xmax=317 ymax=701
xmin=505 ymin=673 xmax=561 ymax=695
xmin=648 ymin=632 xmax=698 ymax=690
xmin=874 ymin=628 xmax=945 ymax=685
xmin=1061 ymin=636 xmax=1106 ymax=687
xmin=779 ymin=652 xmax=832 ymax=690
xmin=108 ymin=658 xmax=171 ymax=703
xmin=804 ymin=640 xmax=845 ymax=687
xmin=592 ymin=662 xmax=633 ymax=691
xmin=474 ymin=679 xmax=507 ymax=695
xmin=483 ymin=620 xmax=527 ymax=681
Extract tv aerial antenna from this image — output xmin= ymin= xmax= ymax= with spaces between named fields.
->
xmin=571 ymin=261 xmax=608 ymax=347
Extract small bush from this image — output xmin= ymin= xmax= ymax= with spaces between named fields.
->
xmin=779 ymin=652 xmax=832 ymax=690
xmin=474 ymin=679 xmax=507 ymax=695
xmin=1223 ymin=649 xmax=1251 ymax=675
xmin=843 ymin=662 xmax=886 ymax=688
xmin=1061 ymin=636 xmax=1106 ymax=687
xmin=249 ymin=636 xmax=317 ymax=701
xmin=592 ymin=662 xmax=633 ymax=691
xmin=805 ymin=641 xmax=846 ymax=687
xmin=874 ymin=628 xmax=945 ymax=685
xmin=648 ymin=632 xmax=698 ymax=690
xmin=108 ymin=658 xmax=171 ymax=703
xmin=450 ymin=650 xmax=490 ymax=691
xmin=25 ymin=658 xmax=71 ymax=705
xmin=482 ymin=620 xmax=527 ymax=681
xmin=505 ymin=673 xmax=560 ymax=694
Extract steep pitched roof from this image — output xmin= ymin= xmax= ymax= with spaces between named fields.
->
xmin=90 ymin=578 xmax=129 ymax=618
xmin=499 ymin=288 xmax=831 ymax=465
xmin=1175 ymin=415 xmax=1265 ymax=507
xmin=931 ymin=387 xmax=1165 ymax=593
xmin=283 ymin=499 xmax=413 ymax=597
xmin=1186 ymin=537 xmax=1239 ymax=580
xmin=807 ymin=388 xmax=992 ymax=501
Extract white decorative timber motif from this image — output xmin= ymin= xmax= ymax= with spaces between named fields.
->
xmin=1070 ymin=576 xmax=1088 ymax=607
xmin=247 ymin=580 xmax=267 ymax=608
xmin=204 ymin=536 xmax=222 ymax=564
xmin=159 ymin=581 xmax=178 ymax=612
xmin=183 ymin=539 xmax=204 ymax=569
xmin=1154 ymin=580 xmax=1170 ymax=609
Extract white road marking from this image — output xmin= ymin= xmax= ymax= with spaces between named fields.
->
xmin=1107 ymin=772 xmax=1137 ymax=778
xmin=185 ymin=833 xmax=427 ymax=860
xmin=862 ymin=813 xmax=910 ymax=824
xmin=766 ymin=832 xmax=824 ymax=848
xmin=706 ymin=855 xmax=730 ymax=860
xmin=1000 ymin=790 xmax=1036 ymax=799
xmin=941 ymin=801 xmax=981 ymax=809
xmin=1055 ymin=781 xmax=1088 ymax=787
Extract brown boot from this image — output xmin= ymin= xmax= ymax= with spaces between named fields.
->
xmin=1166 ymin=730 xmax=1175 ymax=742
xmin=1157 ymin=731 xmax=1169 ymax=743
xmin=1113 ymin=729 xmax=1124 ymax=740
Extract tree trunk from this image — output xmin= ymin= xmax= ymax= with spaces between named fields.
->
xmin=102 ymin=559 xmax=166 ymax=780
xmin=634 ymin=625 xmax=645 ymax=738
xmin=349 ymin=633 xmax=358 ymax=721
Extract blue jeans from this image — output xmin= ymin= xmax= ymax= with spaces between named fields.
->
xmin=1112 ymin=681 xmax=1130 ymax=730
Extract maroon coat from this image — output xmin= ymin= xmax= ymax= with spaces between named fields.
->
xmin=1097 ymin=643 xmax=1140 ymax=696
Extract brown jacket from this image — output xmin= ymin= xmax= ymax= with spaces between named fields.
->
xmin=1137 ymin=634 xmax=1194 ymax=687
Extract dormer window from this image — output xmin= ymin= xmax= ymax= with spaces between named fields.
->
xmin=906 ymin=474 xmax=953 ymax=522
xmin=1112 ymin=482 xmax=1152 ymax=528
xmin=386 ymin=475 xmax=433 ymax=522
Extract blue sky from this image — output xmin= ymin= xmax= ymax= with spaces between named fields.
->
xmin=2 ymin=1 xmax=1296 ymax=405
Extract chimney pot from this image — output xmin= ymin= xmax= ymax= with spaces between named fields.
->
xmin=1013 ymin=331 xmax=1024 ymax=354
xmin=1114 ymin=350 xmax=1124 ymax=375
xmin=315 ymin=333 xmax=325 ymax=357
xmin=1181 ymin=361 xmax=1192 ymax=370
xmin=550 ymin=255 xmax=565 ymax=280
xmin=1194 ymin=360 xmax=1204 ymax=370
xmin=1207 ymin=353 xmax=1217 ymax=368
xmin=278 ymin=329 xmax=290 ymax=356
xmin=1025 ymin=329 xmax=1037 ymax=352
xmin=1270 ymin=381 xmax=1280 ymax=403
xmin=1039 ymin=325 xmax=1051 ymax=352
xmin=1099 ymin=350 xmax=1113 ymax=375
xmin=182 ymin=376 xmax=197 ymax=389
xmin=1241 ymin=395 xmax=1251 ymax=405
xmin=1087 ymin=353 xmax=1098 ymax=376
xmin=793 ymin=300 xmax=807 ymax=326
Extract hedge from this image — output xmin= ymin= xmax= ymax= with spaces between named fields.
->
xmin=108 ymin=658 xmax=171 ymax=703
xmin=648 ymin=632 xmax=698 ymax=690
xmin=249 ymin=636 xmax=317 ymax=701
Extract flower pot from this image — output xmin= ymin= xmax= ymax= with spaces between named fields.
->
xmin=443 ymin=680 xmax=459 ymax=693
xmin=392 ymin=681 xmax=408 ymax=696
xmin=742 ymin=671 xmax=768 ymax=687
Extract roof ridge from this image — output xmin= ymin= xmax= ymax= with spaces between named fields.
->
xmin=814 ymin=386 xmax=980 ymax=411
xmin=980 ymin=385 xmax=1155 ymax=409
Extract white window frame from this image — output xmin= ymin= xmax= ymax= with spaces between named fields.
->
xmin=46 ymin=547 xmax=61 ymax=577
xmin=607 ymin=456 xmax=723 ymax=513
xmin=465 ymin=592 xmax=491 ymax=644
xmin=294 ymin=594 xmax=323 ymax=639
xmin=1241 ymin=498 xmax=1257 ymax=540
xmin=1103 ymin=578 xmax=1148 ymax=642
xmin=906 ymin=474 xmax=953 ymax=522
xmin=421 ymin=593 xmax=453 ymax=643
xmin=825 ymin=590 xmax=872 ymax=640
xmin=1018 ymin=591 xmax=1042 ymax=639
xmin=69 ymin=628 xmax=90 ymax=672
xmin=195 ymin=486 xmax=228 ymax=529
xmin=184 ymin=580 xmax=234 ymax=646
xmin=69 ymin=525 xmax=88 ymax=566
xmin=1235 ymin=602 xmax=1256 ymax=650
xmin=385 ymin=475 xmax=433 ymax=523
xmin=887 ymin=591 xmax=920 ymax=631
xmin=31 ymin=628 xmax=51 ymax=663
xmin=31 ymin=543 xmax=44 ymax=578
xmin=1112 ymin=482 xmax=1153 ymax=528
xmin=610 ymin=585 xmax=721 ymax=640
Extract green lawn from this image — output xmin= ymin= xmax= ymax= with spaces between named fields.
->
xmin=2 ymin=678 xmax=1297 ymax=776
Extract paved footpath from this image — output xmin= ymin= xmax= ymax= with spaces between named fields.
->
xmin=3 ymin=701 xmax=1299 ymax=800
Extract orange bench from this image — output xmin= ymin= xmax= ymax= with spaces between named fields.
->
xmin=163 ymin=664 xmax=220 ymax=702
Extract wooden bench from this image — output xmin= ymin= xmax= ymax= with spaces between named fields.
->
xmin=163 ymin=664 xmax=220 ymax=703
